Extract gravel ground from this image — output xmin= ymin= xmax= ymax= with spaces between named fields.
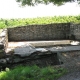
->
xmin=57 ymin=71 xmax=80 ymax=80
xmin=56 ymin=59 xmax=80 ymax=80
xmin=56 ymin=48 xmax=80 ymax=80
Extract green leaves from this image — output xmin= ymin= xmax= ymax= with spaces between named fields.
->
xmin=0 ymin=15 xmax=80 ymax=29
xmin=16 ymin=0 xmax=79 ymax=6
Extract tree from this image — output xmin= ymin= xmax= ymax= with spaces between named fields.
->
xmin=16 ymin=0 xmax=80 ymax=6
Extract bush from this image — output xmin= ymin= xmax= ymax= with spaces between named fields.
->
xmin=0 ymin=15 xmax=80 ymax=29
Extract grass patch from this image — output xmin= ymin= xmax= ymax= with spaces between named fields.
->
xmin=0 ymin=65 xmax=68 ymax=80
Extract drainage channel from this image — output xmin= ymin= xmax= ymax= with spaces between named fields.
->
xmin=0 ymin=52 xmax=62 ymax=71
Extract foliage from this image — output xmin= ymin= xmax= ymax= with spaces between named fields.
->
xmin=0 ymin=15 xmax=80 ymax=29
xmin=0 ymin=65 xmax=67 ymax=80
xmin=16 ymin=0 xmax=80 ymax=6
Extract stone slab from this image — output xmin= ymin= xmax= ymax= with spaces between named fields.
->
xmin=48 ymin=45 xmax=80 ymax=52
xmin=13 ymin=45 xmax=80 ymax=57
xmin=8 ymin=40 xmax=71 ymax=48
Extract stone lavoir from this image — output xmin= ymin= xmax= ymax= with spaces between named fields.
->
xmin=0 ymin=23 xmax=80 ymax=70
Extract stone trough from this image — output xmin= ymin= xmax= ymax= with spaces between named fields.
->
xmin=0 ymin=23 xmax=80 ymax=69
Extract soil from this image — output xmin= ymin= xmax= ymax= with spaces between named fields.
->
xmin=0 ymin=53 xmax=60 ymax=70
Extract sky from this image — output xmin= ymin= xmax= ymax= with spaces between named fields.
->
xmin=0 ymin=0 xmax=80 ymax=19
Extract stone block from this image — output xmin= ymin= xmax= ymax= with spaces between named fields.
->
xmin=0 ymin=43 xmax=4 ymax=49
xmin=0 ymin=29 xmax=8 ymax=58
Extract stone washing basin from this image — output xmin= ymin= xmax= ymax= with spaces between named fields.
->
xmin=6 ymin=40 xmax=80 ymax=57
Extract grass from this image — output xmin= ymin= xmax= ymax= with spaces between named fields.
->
xmin=0 ymin=65 xmax=68 ymax=80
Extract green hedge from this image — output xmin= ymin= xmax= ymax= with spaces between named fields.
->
xmin=0 ymin=15 xmax=80 ymax=29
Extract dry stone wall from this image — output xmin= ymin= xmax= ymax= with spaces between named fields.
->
xmin=70 ymin=23 xmax=80 ymax=40
xmin=8 ymin=23 xmax=70 ymax=41
xmin=7 ymin=23 xmax=80 ymax=41
xmin=0 ymin=29 xmax=8 ymax=58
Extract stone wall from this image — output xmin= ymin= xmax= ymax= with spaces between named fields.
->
xmin=7 ymin=23 xmax=80 ymax=41
xmin=8 ymin=23 xmax=70 ymax=41
xmin=70 ymin=23 xmax=80 ymax=40
xmin=0 ymin=29 xmax=8 ymax=58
